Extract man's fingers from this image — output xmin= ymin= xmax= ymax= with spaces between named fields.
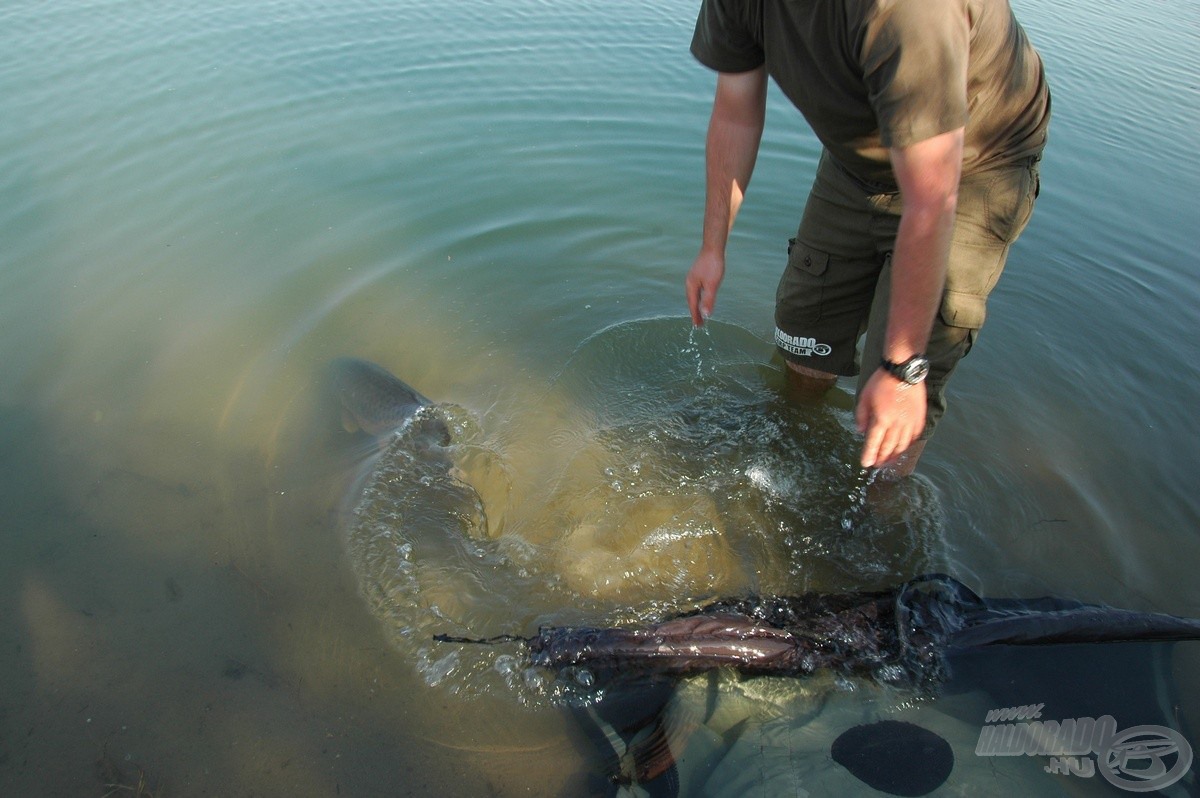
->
xmin=861 ymin=422 xmax=884 ymax=467
xmin=875 ymin=426 xmax=900 ymax=468
xmin=856 ymin=402 xmax=876 ymax=465
xmin=855 ymin=401 xmax=869 ymax=434
xmin=685 ymin=280 xmax=703 ymax=326
xmin=857 ymin=370 xmax=928 ymax=469
xmin=881 ymin=427 xmax=908 ymax=468
xmin=860 ymin=414 xmax=921 ymax=468
xmin=686 ymin=251 xmax=725 ymax=327
xmin=868 ymin=423 xmax=922 ymax=469
xmin=687 ymin=283 xmax=715 ymax=326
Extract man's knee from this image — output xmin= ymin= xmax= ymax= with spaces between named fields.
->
xmin=785 ymin=359 xmax=836 ymax=380
xmin=784 ymin=359 xmax=838 ymax=399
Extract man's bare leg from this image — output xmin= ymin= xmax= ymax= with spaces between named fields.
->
xmin=786 ymin=360 xmax=926 ymax=478
xmin=874 ymin=439 xmax=925 ymax=479
xmin=784 ymin=359 xmax=837 ymax=400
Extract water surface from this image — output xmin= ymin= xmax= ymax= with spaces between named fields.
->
xmin=2 ymin=0 xmax=1198 ymax=795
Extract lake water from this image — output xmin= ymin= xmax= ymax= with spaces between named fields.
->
xmin=2 ymin=0 xmax=1198 ymax=795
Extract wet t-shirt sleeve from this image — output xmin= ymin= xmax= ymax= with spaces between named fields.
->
xmin=690 ymin=0 xmax=764 ymax=73
xmin=860 ymin=0 xmax=971 ymax=149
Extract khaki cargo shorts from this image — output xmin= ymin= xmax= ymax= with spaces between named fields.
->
xmin=775 ymin=151 xmax=1041 ymax=437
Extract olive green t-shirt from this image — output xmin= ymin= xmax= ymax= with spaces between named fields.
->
xmin=691 ymin=0 xmax=1051 ymax=186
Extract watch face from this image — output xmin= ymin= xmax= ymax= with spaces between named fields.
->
xmin=882 ymin=355 xmax=930 ymax=384
xmin=903 ymin=358 xmax=930 ymax=384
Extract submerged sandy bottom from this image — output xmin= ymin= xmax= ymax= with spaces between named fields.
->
xmin=0 ymin=383 xmax=587 ymax=796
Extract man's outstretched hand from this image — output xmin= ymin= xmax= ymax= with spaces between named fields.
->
xmin=686 ymin=249 xmax=725 ymax=327
xmin=856 ymin=368 xmax=926 ymax=468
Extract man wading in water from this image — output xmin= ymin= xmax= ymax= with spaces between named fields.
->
xmin=685 ymin=0 xmax=1050 ymax=476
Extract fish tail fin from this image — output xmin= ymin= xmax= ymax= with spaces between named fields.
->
xmin=328 ymin=357 xmax=434 ymax=437
xmin=432 ymin=632 xmax=531 ymax=645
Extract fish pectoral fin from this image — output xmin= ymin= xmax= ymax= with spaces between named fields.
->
xmin=340 ymin=407 xmax=361 ymax=434
xmin=719 ymin=717 xmax=751 ymax=749
xmin=628 ymin=720 xmax=679 ymax=784
xmin=630 ymin=693 xmax=704 ymax=784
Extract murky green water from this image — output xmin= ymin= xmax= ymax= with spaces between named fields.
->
xmin=2 ymin=0 xmax=1198 ymax=795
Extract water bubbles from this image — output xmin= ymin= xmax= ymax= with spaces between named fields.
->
xmin=684 ymin=322 xmax=716 ymax=380
xmin=557 ymin=666 xmax=596 ymax=689
xmin=422 ymin=650 xmax=460 ymax=687
xmin=438 ymin=403 xmax=482 ymax=442
xmin=873 ymin=663 xmax=907 ymax=684
xmin=838 ymin=467 xmax=879 ymax=532
xmin=493 ymin=654 xmax=526 ymax=691
xmin=522 ymin=667 xmax=545 ymax=692
xmin=746 ymin=464 xmax=773 ymax=491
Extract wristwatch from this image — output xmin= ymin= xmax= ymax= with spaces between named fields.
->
xmin=880 ymin=354 xmax=930 ymax=385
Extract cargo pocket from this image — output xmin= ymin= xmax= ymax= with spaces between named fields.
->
xmin=986 ymin=160 xmax=1039 ymax=244
xmin=927 ymin=289 xmax=985 ymax=418
xmin=939 ymin=290 xmax=986 ymax=331
xmin=775 ymin=239 xmax=831 ymax=326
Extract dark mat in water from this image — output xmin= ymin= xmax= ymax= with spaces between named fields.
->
xmin=831 ymin=720 xmax=953 ymax=796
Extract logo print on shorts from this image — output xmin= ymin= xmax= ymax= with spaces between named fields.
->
xmin=775 ymin=329 xmax=832 ymax=358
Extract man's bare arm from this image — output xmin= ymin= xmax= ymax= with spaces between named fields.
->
xmin=857 ymin=127 xmax=964 ymax=469
xmin=686 ymin=67 xmax=767 ymax=326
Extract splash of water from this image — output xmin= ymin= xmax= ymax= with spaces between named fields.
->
xmin=340 ymin=318 xmax=948 ymax=701
xmin=684 ymin=322 xmax=716 ymax=381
